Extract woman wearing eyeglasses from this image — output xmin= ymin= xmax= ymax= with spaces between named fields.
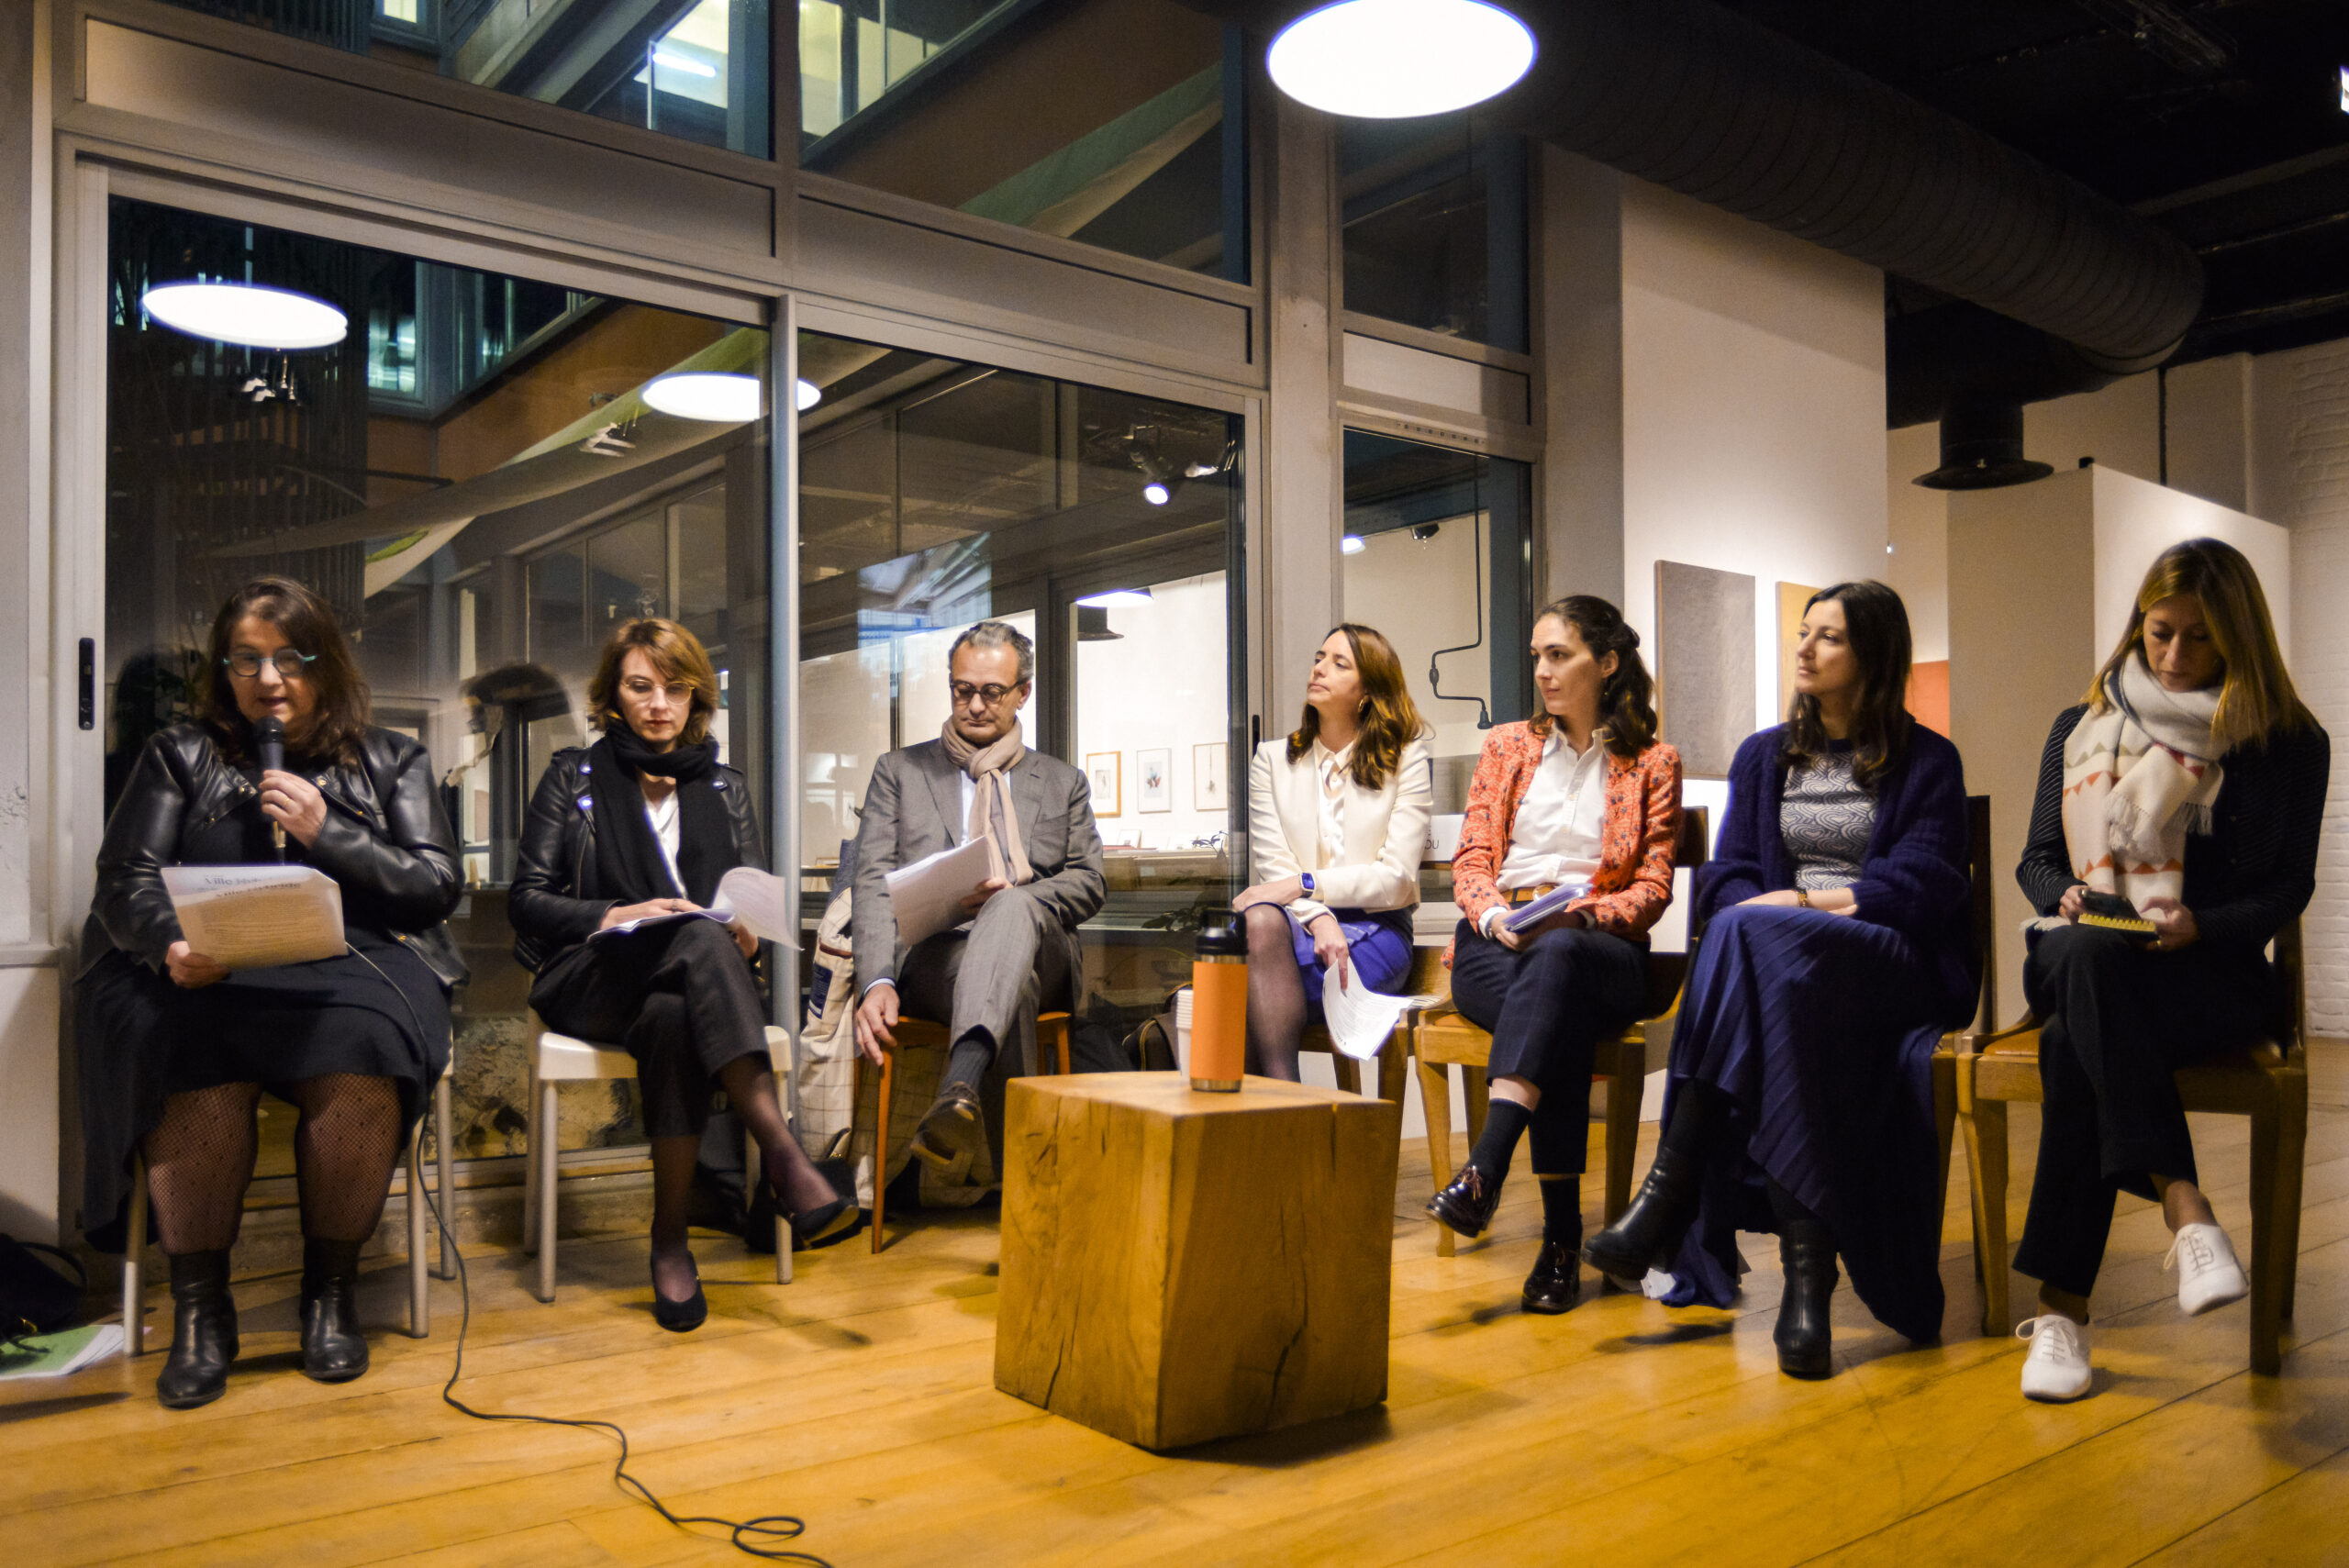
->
xmin=77 ymin=577 xmax=468 ymax=1409
xmin=511 ymin=617 xmax=855 ymax=1332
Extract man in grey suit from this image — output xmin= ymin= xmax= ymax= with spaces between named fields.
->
xmin=851 ymin=621 xmax=1106 ymax=1173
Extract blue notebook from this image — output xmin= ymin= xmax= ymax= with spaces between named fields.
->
xmin=1504 ymin=882 xmax=1591 ymax=932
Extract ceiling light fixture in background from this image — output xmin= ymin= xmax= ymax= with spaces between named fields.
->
xmin=796 ymin=378 xmax=822 ymax=411
xmin=140 ymin=281 xmax=349 ymax=350
xmin=1269 ymin=0 xmax=1536 ymax=118
xmin=1340 ymin=534 xmax=1366 ymax=555
xmin=1075 ymin=587 xmax=1154 ymax=608
xmin=643 ymin=372 xmax=763 ymax=421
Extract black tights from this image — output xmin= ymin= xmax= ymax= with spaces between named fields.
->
xmin=142 ymin=1073 xmax=406 ymax=1254
xmin=649 ymin=1056 xmax=829 ymax=1294
xmin=1242 ymin=903 xmax=1308 ymax=1081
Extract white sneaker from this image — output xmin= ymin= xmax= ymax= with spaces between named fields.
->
xmin=2017 ymin=1315 xmax=2094 ymax=1402
xmin=2165 ymin=1222 xmax=2250 ymax=1317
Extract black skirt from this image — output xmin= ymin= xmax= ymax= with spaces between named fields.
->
xmin=76 ymin=929 xmax=451 ymax=1250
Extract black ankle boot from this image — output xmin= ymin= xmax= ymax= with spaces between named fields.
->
xmin=1581 ymin=1145 xmax=1704 ymax=1280
xmin=156 ymin=1251 xmax=238 ymax=1410
xmin=1773 ymin=1216 xmax=1839 ymax=1380
xmin=299 ymin=1240 xmax=369 ymax=1384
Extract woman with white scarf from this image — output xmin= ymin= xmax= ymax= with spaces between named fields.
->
xmin=2010 ymin=539 xmax=2327 ymax=1402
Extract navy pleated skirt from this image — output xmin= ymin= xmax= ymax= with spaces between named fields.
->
xmin=1657 ymin=903 xmax=1950 ymax=1344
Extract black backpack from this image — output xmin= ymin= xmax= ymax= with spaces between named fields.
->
xmin=0 ymin=1236 xmax=83 ymax=1338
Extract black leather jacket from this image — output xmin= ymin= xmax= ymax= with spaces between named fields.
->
xmin=507 ymin=745 xmax=764 ymax=976
xmin=83 ymin=723 xmax=468 ymax=988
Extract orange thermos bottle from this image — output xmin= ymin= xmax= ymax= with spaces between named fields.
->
xmin=1188 ymin=910 xmax=1248 ymax=1092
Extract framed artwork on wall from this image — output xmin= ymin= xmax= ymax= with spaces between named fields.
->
xmin=1138 ymin=748 xmax=1172 ymax=812
xmin=1194 ymin=741 xmax=1228 ymax=811
xmin=1656 ymin=560 xmax=1756 ymax=779
xmin=1086 ymin=751 xmax=1121 ymax=817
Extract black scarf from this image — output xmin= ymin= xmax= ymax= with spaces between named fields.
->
xmin=587 ymin=728 xmax=735 ymax=906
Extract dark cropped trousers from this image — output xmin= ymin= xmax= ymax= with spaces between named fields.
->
xmin=1447 ymin=921 xmax=1647 ymax=1175
xmin=529 ymin=918 xmax=769 ymax=1140
xmin=2012 ymin=922 xmax=2272 ymax=1298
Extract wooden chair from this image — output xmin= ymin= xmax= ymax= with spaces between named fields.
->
xmin=1299 ymin=945 xmax=1451 ymax=1106
xmin=1409 ymin=807 xmax=1709 ymax=1257
xmin=1957 ymin=917 xmax=2309 ymax=1373
xmin=122 ymin=1061 xmax=455 ymax=1355
xmin=855 ymin=1012 xmax=1074 ymax=1254
xmin=522 ymin=1012 xmax=793 ymax=1301
xmin=1923 ymin=795 xmax=2000 ymax=1248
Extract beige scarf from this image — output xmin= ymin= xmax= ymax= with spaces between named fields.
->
xmin=2059 ymin=657 xmax=2223 ymax=911
xmin=940 ymin=721 xmax=1033 ymax=886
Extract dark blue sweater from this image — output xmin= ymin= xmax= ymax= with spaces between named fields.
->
xmin=1698 ymin=722 xmax=1978 ymax=1025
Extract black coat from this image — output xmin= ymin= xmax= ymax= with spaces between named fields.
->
xmin=507 ymin=745 xmax=764 ymax=976
xmin=83 ymin=723 xmax=466 ymax=986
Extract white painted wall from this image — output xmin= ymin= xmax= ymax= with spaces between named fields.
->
xmin=1886 ymin=423 xmax=1951 ymax=662
xmin=1617 ymin=178 xmax=1890 ymax=741
xmin=0 ymin=967 xmax=59 ymax=1238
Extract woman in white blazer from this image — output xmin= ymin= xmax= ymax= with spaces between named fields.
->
xmin=1232 ymin=623 xmax=1433 ymax=1079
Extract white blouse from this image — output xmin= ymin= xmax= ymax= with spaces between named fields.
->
xmin=1497 ymin=728 xmax=1608 ymax=891
xmin=1310 ymin=739 xmax=1353 ymax=869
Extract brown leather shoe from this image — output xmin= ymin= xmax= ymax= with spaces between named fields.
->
xmin=1425 ymin=1162 xmax=1501 ymax=1239
xmin=1521 ymin=1240 xmax=1583 ymax=1315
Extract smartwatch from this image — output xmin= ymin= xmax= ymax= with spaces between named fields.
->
xmin=1300 ymin=873 xmax=1316 ymax=895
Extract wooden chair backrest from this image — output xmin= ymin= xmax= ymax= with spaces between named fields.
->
xmin=1638 ymin=805 xmax=1711 ymax=1019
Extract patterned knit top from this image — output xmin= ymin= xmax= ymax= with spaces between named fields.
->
xmin=1780 ymin=745 xmax=1875 ymax=892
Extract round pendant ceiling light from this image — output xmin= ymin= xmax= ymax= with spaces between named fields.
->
xmin=140 ymin=281 xmax=349 ymax=350
xmin=795 ymin=377 xmax=822 ymax=411
xmin=643 ymin=372 xmax=764 ymax=422
xmin=1268 ymin=0 xmax=1536 ymax=118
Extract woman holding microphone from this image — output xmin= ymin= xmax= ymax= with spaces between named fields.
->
xmin=78 ymin=577 xmax=466 ymax=1408
xmin=1230 ymin=624 xmax=1432 ymax=1081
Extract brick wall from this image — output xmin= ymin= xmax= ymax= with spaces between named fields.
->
xmin=2277 ymin=340 xmax=2349 ymax=1037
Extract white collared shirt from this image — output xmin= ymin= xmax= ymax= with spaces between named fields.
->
xmin=1497 ymin=728 xmax=1608 ymax=891
xmin=1309 ymin=738 xmax=1353 ymax=870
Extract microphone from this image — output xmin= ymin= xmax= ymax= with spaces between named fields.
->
xmin=256 ymin=716 xmax=286 ymax=860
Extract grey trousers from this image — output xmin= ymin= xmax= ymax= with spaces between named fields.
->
xmin=893 ymin=884 xmax=1073 ymax=1079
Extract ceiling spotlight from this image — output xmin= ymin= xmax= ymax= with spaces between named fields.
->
xmin=1142 ymin=481 xmax=1172 ymax=506
xmin=643 ymin=372 xmax=763 ymax=422
xmin=1409 ymin=522 xmax=1442 ymax=541
xmin=140 ymin=281 xmax=348 ymax=350
xmin=1076 ymin=587 xmax=1154 ymax=608
xmin=1341 ymin=534 xmax=1366 ymax=555
xmin=1269 ymin=0 xmax=1536 ymax=118
xmin=796 ymin=378 xmax=822 ymax=411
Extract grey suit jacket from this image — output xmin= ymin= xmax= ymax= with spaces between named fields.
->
xmin=850 ymin=740 xmax=1107 ymax=995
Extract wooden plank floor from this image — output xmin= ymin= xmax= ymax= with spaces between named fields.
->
xmin=6 ymin=1045 xmax=2345 ymax=1568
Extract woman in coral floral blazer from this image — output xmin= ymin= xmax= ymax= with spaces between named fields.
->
xmin=1427 ymin=595 xmax=1682 ymax=1317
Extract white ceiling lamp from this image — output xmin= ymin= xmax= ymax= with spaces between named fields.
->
xmin=1076 ymin=587 xmax=1154 ymax=608
xmin=796 ymin=377 xmax=822 ymax=411
xmin=1340 ymin=534 xmax=1367 ymax=555
xmin=643 ymin=371 xmax=763 ymax=422
xmin=1268 ymin=0 xmax=1536 ymax=118
xmin=140 ymin=281 xmax=349 ymax=350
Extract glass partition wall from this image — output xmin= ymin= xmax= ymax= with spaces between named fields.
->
xmin=796 ymin=328 xmax=1243 ymax=1027
xmin=104 ymin=195 xmax=773 ymax=1179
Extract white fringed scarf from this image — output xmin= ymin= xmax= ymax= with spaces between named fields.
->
xmin=2059 ymin=657 xmax=2223 ymax=911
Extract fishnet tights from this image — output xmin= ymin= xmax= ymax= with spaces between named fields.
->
xmin=142 ymin=1073 xmax=406 ymax=1252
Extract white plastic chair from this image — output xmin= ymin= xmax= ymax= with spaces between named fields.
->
xmin=522 ymin=1011 xmax=793 ymax=1303
xmin=121 ymin=1061 xmax=456 ymax=1356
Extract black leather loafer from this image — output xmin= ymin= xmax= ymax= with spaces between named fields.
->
xmin=1521 ymin=1240 xmax=1584 ymax=1315
xmin=909 ymin=1082 xmax=985 ymax=1176
xmin=1425 ymin=1162 xmax=1501 ymax=1239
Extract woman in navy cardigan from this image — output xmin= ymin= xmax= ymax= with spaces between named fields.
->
xmin=1586 ymin=582 xmax=1976 ymax=1378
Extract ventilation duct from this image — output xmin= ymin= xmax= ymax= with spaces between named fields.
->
xmin=1191 ymin=0 xmax=2204 ymax=404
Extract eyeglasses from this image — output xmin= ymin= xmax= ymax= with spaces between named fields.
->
xmin=622 ymin=680 xmax=696 ymax=706
xmin=221 ymin=650 xmax=317 ymax=680
xmin=950 ymin=681 xmax=1023 ymax=707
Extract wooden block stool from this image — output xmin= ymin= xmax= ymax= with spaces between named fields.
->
xmin=995 ymin=1073 xmax=1400 ymax=1451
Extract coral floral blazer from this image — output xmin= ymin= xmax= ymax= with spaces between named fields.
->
xmin=1447 ymin=721 xmax=1683 ymax=966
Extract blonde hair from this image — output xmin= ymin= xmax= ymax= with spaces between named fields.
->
xmin=587 ymin=618 xmax=720 ymax=745
xmin=2086 ymin=538 xmax=2312 ymax=751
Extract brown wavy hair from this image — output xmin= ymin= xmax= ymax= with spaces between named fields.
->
xmin=1782 ymin=580 xmax=1913 ymax=788
xmin=2085 ymin=537 xmax=2312 ymax=751
xmin=587 ymin=617 xmax=720 ymax=745
xmin=1526 ymin=595 xmax=1657 ymax=760
xmin=201 ymin=576 xmax=373 ymax=767
xmin=1286 ymin=623 xmax=1427 ymax=790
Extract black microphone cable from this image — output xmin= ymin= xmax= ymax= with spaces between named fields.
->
xmin=349 ymin=943 xmax=830 ymax=1564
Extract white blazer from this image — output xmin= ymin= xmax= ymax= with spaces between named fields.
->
xmin=1248 ymin=731 xmax=1433 ymax=926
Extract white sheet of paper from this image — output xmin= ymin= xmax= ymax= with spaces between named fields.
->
xmin=1318 ymin=964 xmax=1420 ymax=1062
xmin=591 ymin=865 xmax=795 ymax=943
xmin=161 ymin=864 xmax=346 ymax=971
xmin=884 ymin=838 xmax=994 ymax=949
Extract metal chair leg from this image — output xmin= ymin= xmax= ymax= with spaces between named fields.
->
xmin=406 ymin=1130 xmax=429 ymax=1338
xmin=536 ymin=1077 xmax=560 ymax=1304
xmin=123 ymin=1155 xmax=149 ymax=1358
xmin=434 ymin=1072 xmax=456 ymax=1280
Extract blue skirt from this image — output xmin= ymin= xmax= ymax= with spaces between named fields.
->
xmin=1285 ymin=906 xmax=1415 ymax=1016
xmin=1658 ymin=903 xmax=1949 ymax=1344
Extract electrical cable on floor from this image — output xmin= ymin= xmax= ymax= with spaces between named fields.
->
xmin=353 ymin=943 xmax=830 ymax=1565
